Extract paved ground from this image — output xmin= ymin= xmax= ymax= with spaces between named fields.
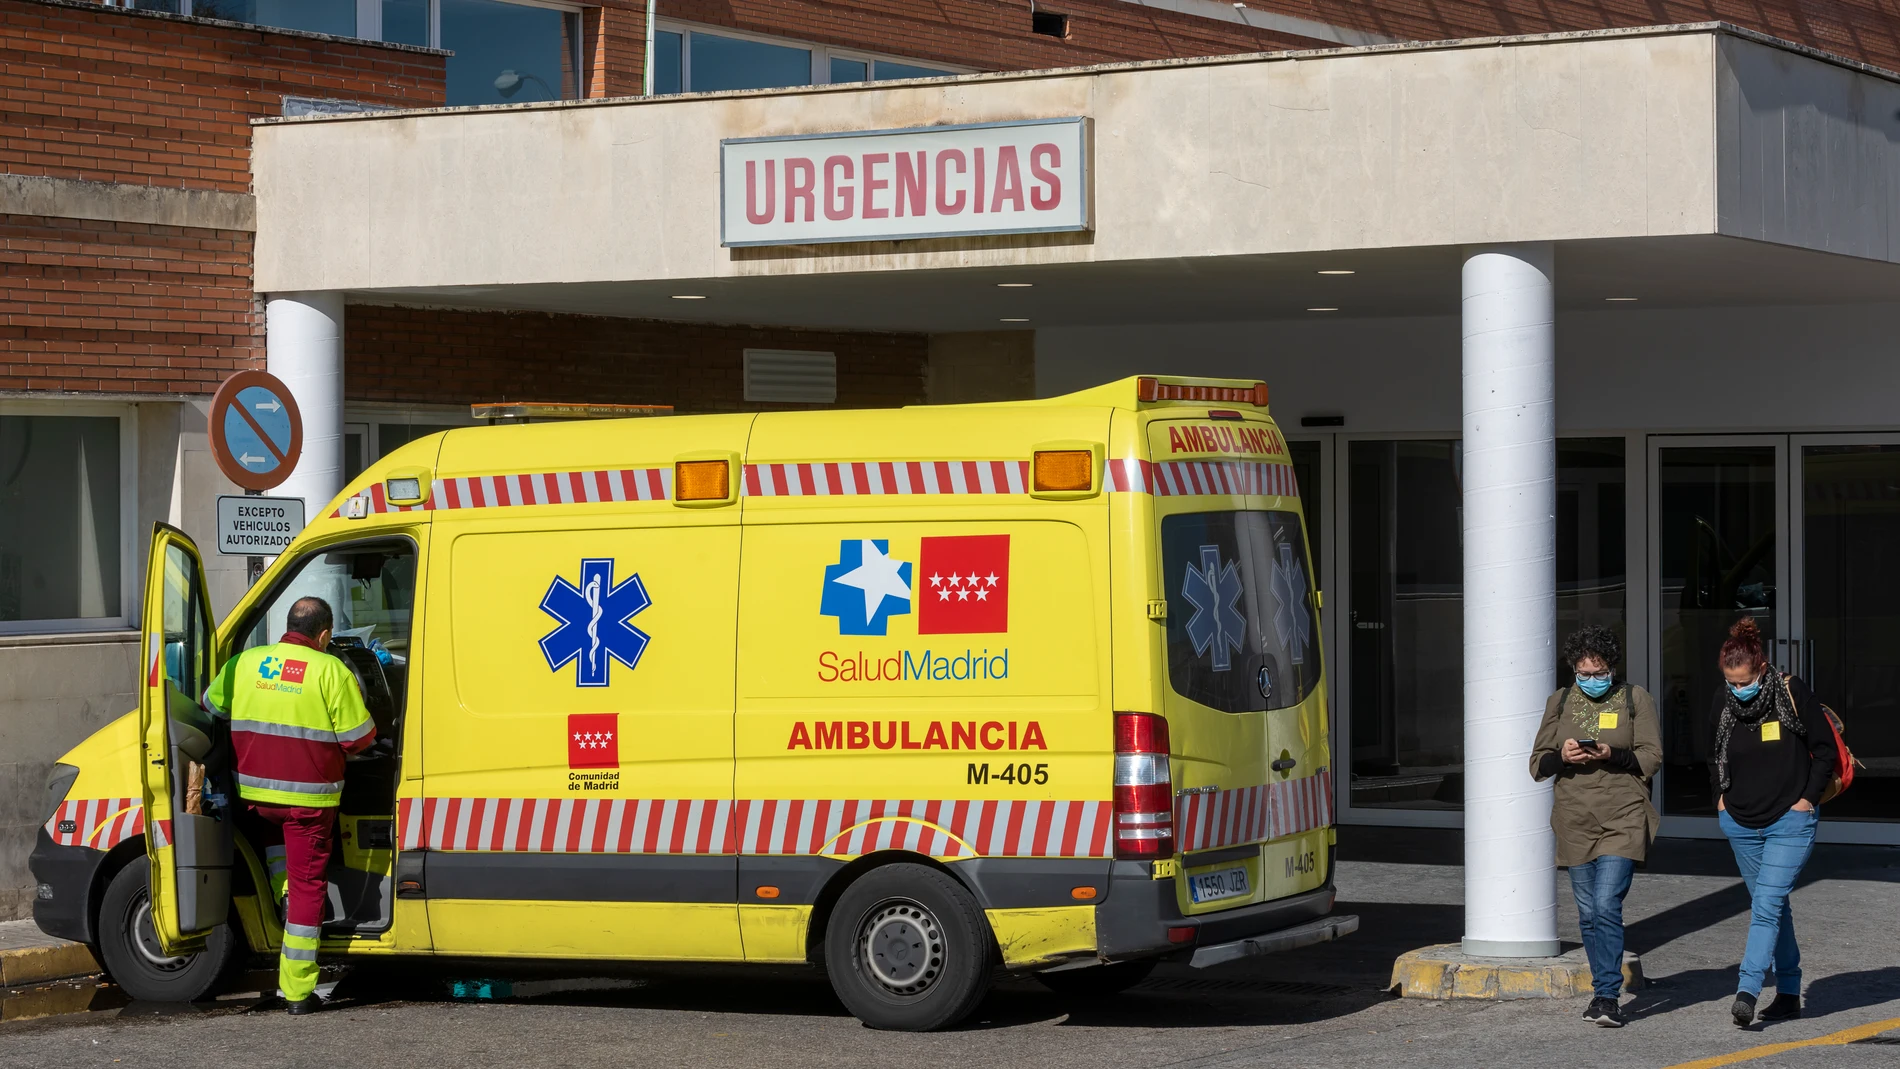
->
xmin=2 ymin=835 xmax=1898 ymax=1069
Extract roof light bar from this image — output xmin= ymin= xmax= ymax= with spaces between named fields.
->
xmin=1136 ymin=378 xmax=1269 ymax=406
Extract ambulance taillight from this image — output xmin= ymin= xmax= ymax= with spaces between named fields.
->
xmin=1113 ymin=712 xmax=1174 ymax=860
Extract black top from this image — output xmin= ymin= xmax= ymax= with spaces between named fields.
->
xmin=1709 ymin=674 xmax=1838 ymax=829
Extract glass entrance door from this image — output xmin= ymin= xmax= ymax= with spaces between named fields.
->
xmin=1652 ymin=435 xmax=1899 ymax=844
xmin=1652 ymin=439 xmax=1787 ymax=825
xmin=1790 ymin=438 xmax=1900 ymax=835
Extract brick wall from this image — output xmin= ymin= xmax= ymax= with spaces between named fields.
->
xmin=1 ymin=0 xmax=446 ymax=193
xmin=0 ymin=213 xmax=257 ymax=392
xmin=345 ymin=304 xmax=928 ymax=412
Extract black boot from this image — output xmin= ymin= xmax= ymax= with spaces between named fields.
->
xmin=1730 ymin=992 xmax=1758 ymax=1027
xmin=285 ymin=995 xmax=323 ymax=1016
xmin=1759 ymin=993 xmax=1801 ymax=1021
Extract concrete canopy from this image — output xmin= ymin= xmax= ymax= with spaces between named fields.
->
xmin=253 ymin=23 xmax=1900 ymax=332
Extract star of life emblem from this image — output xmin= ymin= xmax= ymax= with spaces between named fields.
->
xmin=1182 ymin=544 xmax=1246 ymax=672
xmin=539 ymin=558 xmax=652 ymax=687
xmin=1271 ymin=541 xmax=1310 ymax=666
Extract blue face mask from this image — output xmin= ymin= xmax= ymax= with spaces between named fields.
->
xmin=1577 ymin=674 xmax=1614 ymax=700
xmin=1730 ymin=679 xmax=1762 ymax=702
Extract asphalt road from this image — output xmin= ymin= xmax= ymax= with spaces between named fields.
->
xmin=4 ymin=845 xmax=1898 ymax=1069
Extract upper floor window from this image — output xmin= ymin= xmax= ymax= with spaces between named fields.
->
xmin=651 ymin=21 xmax=962 ymax=95
xmin=113 ymin=0 xmax=587 ymax=108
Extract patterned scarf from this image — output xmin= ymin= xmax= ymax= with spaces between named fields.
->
xmin=1713 ymin=664 xmax=1806 ymax=793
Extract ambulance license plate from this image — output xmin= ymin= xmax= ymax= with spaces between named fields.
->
xmin=1187 ymin=866 xmax=1251 ymax=904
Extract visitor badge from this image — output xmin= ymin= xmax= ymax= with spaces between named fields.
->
xmin=1762 ymin=721 xmax=1781 ymax=742
xmin=1598 ymin=713 xmax=1618 ymax=730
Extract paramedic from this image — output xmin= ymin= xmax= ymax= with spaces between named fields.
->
xmin=206 ymin=596 xmax=376 ymax=1015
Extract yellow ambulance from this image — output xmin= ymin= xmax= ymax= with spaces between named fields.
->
xmin=31 ymin=375 xmax=1355 ymax=1030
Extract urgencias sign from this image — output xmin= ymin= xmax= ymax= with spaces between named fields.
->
xmin=720 ymin=118 xmax=1089 ymax=247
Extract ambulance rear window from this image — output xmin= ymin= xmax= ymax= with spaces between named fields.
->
xmin=1161 ymin=510 xmax=1320 ymax=713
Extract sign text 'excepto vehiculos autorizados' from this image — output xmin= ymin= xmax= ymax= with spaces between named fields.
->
xmin=720 ymin=117 xmax=1089 ymax=247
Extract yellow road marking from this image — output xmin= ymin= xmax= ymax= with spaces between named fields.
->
xmin=1661 ymin=1016 xmax=1900 ymax=1069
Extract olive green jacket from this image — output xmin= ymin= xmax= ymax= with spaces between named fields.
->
xmin=1529 ymin=684 xmax=1663 ymax=866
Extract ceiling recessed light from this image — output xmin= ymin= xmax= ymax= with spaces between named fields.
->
xmin=671 ymin=294 xmax=707 ymax=300
xmin=996 ymin=282 xmax=1034 ymax=288
xmin=1605 ymin=296 xmax=1639 ymax=302
xmin=1316 ymin=269 xmax=1355 ymax=276
xmin=1306 ymin=307 xmax=1339 ymax=313
xmin=1000 ymin=317 xmax=1030 ymax=322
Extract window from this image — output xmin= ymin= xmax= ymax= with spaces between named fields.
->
xmin=139 ymin=1 xmax=587 ymax=107
xmin=655 ymin=21 xmax=967 ymax=95
xmin=1031 ymin=11 xmax=1070 ymax=38
xmin=343 ymin=406 xmax=476 ymax=482
xmin=443 ymin=0 xmax=584 ymax=106
xmin=1162 ymin=510 xmax=1320 ymax=714
xmin=241 ymin=540 xmax=418 ymax=663
xmin=189 ymin=0 xmax=356 ymax=37
xmin=0 ymin=408 xmax=132 ymax=632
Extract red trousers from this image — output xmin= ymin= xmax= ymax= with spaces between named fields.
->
xmin=248 ymin=804 xmax=334 ymax=928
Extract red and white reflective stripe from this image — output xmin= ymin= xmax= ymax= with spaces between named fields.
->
xmin=45 ymin=798 xmax=146 ymax=850
xmin=433 ymin=469 xmax=671 ymax=511
xmin=1108 ymin=458 xmax=1299 ymax=498
xmin=743 ymin=461 xmax=1029 ymax=498
xmin=1174 ymin=769 xmax=1334 ymax=853
xmin=332 ymin=468 xmax=673 ymax=516
xmin=398 ymin=797 xmax=1111 ymax=859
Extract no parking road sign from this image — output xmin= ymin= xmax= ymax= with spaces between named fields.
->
xmin=209 ymin=370 xmax=303 ymax=492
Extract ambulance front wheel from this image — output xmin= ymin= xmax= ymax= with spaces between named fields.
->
xmin=96 ymin=862 xmax=238 ymax=1003
xmin=825 ymin=863 xmax=995 ymax=1031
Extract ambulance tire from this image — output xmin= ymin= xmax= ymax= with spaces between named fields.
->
xmin=825 ymin=863 xmax=995 ymax=1032
xmin=96 ymin=862 xmax=239 ymax=1003
xmin=1035 ymin=959 xmax=1157 ymax=998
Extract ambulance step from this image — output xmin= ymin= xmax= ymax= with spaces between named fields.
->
xmin=1187 ymin=913 xmax=1359 ymax=970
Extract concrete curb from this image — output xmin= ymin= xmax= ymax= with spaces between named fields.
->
xmin=1 ymin=943 xmax=101 ymax=988
xmin=1389 ymin=943 xmax=1643 ymax=1000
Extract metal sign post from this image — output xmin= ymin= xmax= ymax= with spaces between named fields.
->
xmin=208 ymin=370 xmax=304 ymax=587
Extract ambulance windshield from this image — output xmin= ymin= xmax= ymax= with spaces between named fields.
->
xmin=1161 ymin=510 xmax=1320 ymax=713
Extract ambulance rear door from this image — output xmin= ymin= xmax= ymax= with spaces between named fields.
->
xmin=1143 ymin=415 xmax=1331 ymax=917
xmin=137 ymin=523 xmax=233 ymax=952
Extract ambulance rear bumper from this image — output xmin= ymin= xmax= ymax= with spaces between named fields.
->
xmin=1093 ymin=850 xmax=1342 ymax=963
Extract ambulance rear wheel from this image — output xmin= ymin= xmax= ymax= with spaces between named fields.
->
xmin=96 ymin=862 xmax=238 ymax=1003
xmin=825 ymin=863 xmax=994 ymax=1031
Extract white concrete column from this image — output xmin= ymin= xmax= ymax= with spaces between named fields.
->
xmin=265 ymin=292 xmax=346 ymax=517
xmin=1460 ymin=243 xmax=1559 ymax=958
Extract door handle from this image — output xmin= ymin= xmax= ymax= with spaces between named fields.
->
xmin=1271 ymin=758 xmax=1297 ymax=772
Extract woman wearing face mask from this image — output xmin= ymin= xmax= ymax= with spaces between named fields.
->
xmin=1712 ymin=616 xmax=1837 ymax=1028
xmin=1530 ymin=625 xmax=1661 ymax=1028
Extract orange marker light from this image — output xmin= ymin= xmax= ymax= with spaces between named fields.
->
xmin=1034 ymin=450 xmax=1093 ymax=492
xmin=675 ymin=459 xmax=730 ymax=501
xmin=754 ymin=885 xmax=781 ymax=899
xmin=1070 ymin=886 xmax=1098 ymax=901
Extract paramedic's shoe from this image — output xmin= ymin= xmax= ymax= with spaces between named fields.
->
xmin=285 ymin=995 xmax=323 ymax=1016
xmin=1581 ymin=997 xmax=1624 ymax=1027
xmin=1759 ymin=993 xmax=1801 ymax=1021
xmin=1730 ymin=993 xmax=1757 ymax=1027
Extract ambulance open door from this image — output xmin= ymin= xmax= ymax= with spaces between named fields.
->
xmin=137 ymin=523 xmax=234 ymax=953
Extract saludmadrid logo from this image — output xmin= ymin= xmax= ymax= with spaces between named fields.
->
xmin=817 ymin=647 xmax=1009 ymax=683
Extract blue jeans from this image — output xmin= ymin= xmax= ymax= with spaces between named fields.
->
xmin=1720 ymin=806 xmax=1819 ymax=997
xmin=1569 ymin=854 xmax=1636 ymax=999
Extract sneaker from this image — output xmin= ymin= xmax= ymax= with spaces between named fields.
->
xmin=1759 ymin=993 xmax=1801 ymax=1021
xmin=1730 ymin=992 xmax=1758 ymax=1027
xmin=285 ymin=996 xmax=323 ymax=1016
xmin=1582 ymin=996 xmax=1625 ymax=1027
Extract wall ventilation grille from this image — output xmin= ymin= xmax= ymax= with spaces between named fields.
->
xmin=744 ymin=350 xmax=838 ymax=403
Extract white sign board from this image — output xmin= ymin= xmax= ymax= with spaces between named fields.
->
xmin=216 ymin=495 xmax=305 ymax=556
xmin=721 ymin=117 xmax=1089 ymax=247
